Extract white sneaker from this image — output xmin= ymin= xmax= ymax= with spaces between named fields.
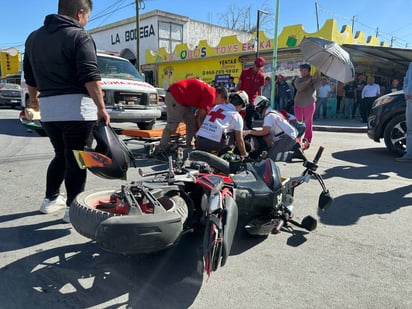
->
xmin=62 ymin=207 xmax=70 ymax=223
xmin=39 ymin=195 xmax=67 ymax=214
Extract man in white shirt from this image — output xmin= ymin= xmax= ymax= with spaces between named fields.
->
xmin=196 ymin=91 xmax=249 ymax=157
xmin=361 ymin=76 xmax=380 ymax=123
xmin=315 ymin=78 xmax=331 ymax=119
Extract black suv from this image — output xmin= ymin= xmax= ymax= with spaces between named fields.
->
xmin=367 ymin=90 xmax=406 ymax=155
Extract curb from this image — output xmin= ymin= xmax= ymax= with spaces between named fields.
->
xmin=313 ymin=125 xmax=367 ymax=133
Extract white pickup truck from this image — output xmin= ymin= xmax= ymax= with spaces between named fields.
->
xmin=21 ymin=52 xmax=161 ymax=130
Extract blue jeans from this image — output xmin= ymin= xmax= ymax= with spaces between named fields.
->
xmin=278 ymin=96 xmax=289 ymax=110
xmin=405 ymin=98 xmax=412 ymax=158
xmin=42 ymin=121 xmax=95 ymax=206
xmin=315 ymin=97 xmax=328 ymax=119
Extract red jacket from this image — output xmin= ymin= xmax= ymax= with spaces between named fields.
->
xmin=238 ymin=67 xmax=265 ymax=103
xmin=168 ymin=78 xmax=216 ymax=113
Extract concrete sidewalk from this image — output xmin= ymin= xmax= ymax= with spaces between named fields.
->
xmin=254 ymin=117 xmax=367 ymax=133
xmin=313 ymin=117 xmax=367 ymax=133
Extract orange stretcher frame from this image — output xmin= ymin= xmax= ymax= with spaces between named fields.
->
xmin=120 ymin=122 xmax=186 ymax=140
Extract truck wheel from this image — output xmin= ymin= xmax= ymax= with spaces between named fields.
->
xmin=383 ymin=114 xmax=406 ymax=155
xmin=137 ymin=120 xmax=155 ymax=130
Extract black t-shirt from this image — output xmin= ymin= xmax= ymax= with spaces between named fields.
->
xmin=354 ymin=81 xmax=365 ymax=99
xmin=344 ymin=84 xmax=355 ymax=99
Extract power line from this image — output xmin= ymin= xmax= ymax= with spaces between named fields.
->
xmin=89 ymin=0 xmax=129 ymax=22
xmin=317 ymin=3 xmax=412 ymax=48
xmin=89 ymin=0 xmax=134 ymax=26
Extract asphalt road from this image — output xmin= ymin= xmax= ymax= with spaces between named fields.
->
xmin=0 ymin=108 xmax=411 ymax=309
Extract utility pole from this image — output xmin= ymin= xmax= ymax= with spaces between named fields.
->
xmin=256 ymin=9 xmax=269 ymax=59
xmin=315 ymin=2 xmax=320 ymax=32
xmin=390 ymin=36 xmax=396 ymax=47
xmin=375 ymin=27 xmax=379 ymax=38
xmin=135 ymin=0 xmax=141 ymax=71
xmin=351 ymin=16 xmax=356 ymax=34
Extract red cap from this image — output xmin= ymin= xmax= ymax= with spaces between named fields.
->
xmin=254 ymin=57 xmax=266 ymax=68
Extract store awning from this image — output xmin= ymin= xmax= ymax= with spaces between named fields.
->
xmin=241 ymin=44 xmax=412 ymax=81
xmin=342 ymin=44 xmax=412 ymax=79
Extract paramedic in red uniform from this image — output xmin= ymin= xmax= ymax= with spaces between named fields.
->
xmin=235 ymin=57 xmax=266 ymax=129
xmin=157 ymin=78 xmax=217 ymax=158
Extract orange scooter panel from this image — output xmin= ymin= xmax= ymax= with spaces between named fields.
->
xmin=121 ymin=123 xmax=186 ymax=139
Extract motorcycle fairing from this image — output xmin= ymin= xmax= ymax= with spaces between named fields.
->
xmin=232 ymin=166 xmax=279 ymax=218
xmin=253 ymin=159 xmax=283 ymax=192
xmin=195 ymin=174 xmax=233 ymax=192
xmin=220 ymin=195 xmax=238 ymax=267
xmin=232 ymin=169 xmax=273 ymax=197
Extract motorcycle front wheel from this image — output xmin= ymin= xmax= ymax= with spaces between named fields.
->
xmin=203 ymin=214 xmax=223 ymax=275
xmin=70 ymin=189 xmax=189 ymax=254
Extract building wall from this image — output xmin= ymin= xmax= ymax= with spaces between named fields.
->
xmin=89 ymin=15 xmax=160 ymax=64
xmin=0 ymin=48 xmax=20 ymax=78
xmin=88 ymin=10 xmax=249 ymax=67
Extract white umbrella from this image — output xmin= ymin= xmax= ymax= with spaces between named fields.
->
xmin=299 ymin=37 xmax=355 ymax=83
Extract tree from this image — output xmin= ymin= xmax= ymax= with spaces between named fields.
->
xmin=217 ymin=1 xmax=274 ymax=34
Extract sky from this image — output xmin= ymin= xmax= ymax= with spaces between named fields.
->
xmin=1 ymin=0 xmax=412 ymax=52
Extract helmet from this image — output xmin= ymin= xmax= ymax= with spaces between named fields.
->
xmin=229 ymin=90 xmax=249 ymax=109
xmin=253 ymin=95 xmax=269 ymax=113
xmin=87 ymin=121 xmax=134 ymax=180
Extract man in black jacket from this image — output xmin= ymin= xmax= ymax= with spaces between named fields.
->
xmin=23 ymin=0 xmax=110 ymax=223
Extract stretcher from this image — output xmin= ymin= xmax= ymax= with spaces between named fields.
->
xmin=119 ymin=122 xmax=186 ymax=141
xmin=118 ymin=122 xmax=187 ymax=156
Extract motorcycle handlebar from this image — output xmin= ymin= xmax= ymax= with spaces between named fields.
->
xmin=313 ymin=146 xmax=324 ymax=164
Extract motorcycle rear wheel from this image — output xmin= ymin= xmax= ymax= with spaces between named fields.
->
xmin=70 ymin=189 xmax=188 ymax=254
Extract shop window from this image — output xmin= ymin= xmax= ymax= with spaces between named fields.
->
xmin=158 ymin=21 xmax=183 ymax=53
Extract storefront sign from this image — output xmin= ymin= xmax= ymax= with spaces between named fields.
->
xmin=111 ymin=24 xmax=155 ymax=45
xmin=159 ymin=56 xmax=241 ymax=89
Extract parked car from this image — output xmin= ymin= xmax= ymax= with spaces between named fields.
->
xmin=367 ymin=90 xmax=406 ymax=155
xmin=21 ymin=52 xmax=161 ymax=130
xmin=0 ymin=83 xmax=21 ymax=108
xmin=155 ymin=87 xmax=167 ymax=119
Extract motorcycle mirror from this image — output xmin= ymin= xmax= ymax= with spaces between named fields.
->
xmin=318 ymin=190 xmax=333 ymax=212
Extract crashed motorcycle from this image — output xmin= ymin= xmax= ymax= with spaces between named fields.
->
xmin=70 ymin=123 xmax=333 ymax=275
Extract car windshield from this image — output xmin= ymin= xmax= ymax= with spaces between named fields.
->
xmin=97 ymin=55 xmax=144 ymax=81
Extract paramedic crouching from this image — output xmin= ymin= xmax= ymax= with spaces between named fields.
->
xmin=245 ymin=96 xmax=298 ymax=162
xmin=195 ymin=91 xmax=249 ymax=157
